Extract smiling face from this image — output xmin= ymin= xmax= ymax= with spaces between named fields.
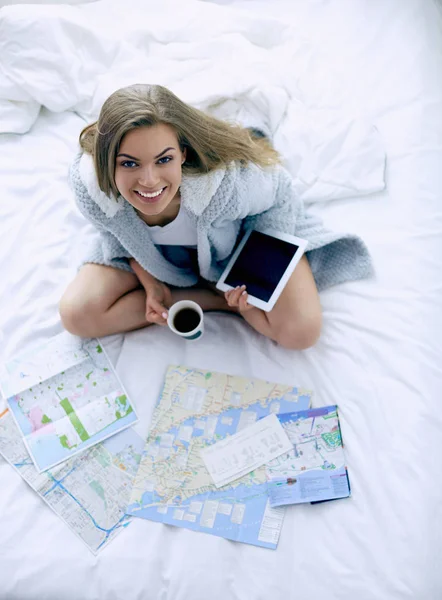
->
xmin=114 ymin=124 xmax=186 ymax=225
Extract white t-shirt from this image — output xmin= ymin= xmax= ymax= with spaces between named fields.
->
xmin=148 ymin=204 xmax=197 ymax=247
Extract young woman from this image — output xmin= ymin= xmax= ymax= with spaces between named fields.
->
xmin=60 ymin=84 xmax=372 ymax=349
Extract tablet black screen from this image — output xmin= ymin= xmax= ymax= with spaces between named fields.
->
xmin=224 ymin=231 xmax=299 ymax=302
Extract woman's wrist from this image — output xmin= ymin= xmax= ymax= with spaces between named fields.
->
xmin=129 ymin=258 xmax=158 ymax=289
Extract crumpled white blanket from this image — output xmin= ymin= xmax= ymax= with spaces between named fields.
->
xmin=0 ymin=0 xmax=385 ymax=203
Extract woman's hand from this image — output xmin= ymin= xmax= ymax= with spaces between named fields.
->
xmin=224 ymin=285 xmax=254 ymax=313
xmin=145 ymin=280 xmax=173 ymax=325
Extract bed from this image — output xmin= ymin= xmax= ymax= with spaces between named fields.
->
xmin=1 ymin=0 xmax=441 ymax=598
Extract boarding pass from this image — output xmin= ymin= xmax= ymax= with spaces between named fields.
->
xmin=201 ymin=413 xmax=293 ymax=488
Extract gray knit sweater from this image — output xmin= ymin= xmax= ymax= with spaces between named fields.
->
xmin=70 ymin=152 xmax=373 ymax=291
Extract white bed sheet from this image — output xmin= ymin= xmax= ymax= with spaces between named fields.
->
xmin=1 ymin=1 xmax=442 ymax=599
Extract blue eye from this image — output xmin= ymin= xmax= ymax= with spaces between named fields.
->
xmin=121 ymin=160 xmax=138 ymax=168
xmin=157 ymin=156 xmax=172 ymax=165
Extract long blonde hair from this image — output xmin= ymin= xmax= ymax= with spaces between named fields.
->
xmin=80 ymin=83 xmax=280 ymax=198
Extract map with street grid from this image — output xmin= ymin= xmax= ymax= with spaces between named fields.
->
xmin=127 ymin=365 xmax=312 ymax=549
xmin=0 ymin=410 xmax=144 ymax=553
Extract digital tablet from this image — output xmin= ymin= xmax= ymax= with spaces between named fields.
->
xmin=216 ymin=229 xmax=308 ymax=312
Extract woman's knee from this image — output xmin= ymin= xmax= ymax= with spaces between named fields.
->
xmin=59 ymin=264 xmax=139 ymax=337
xmin=59 ymin=293 xmax=102 ymax=337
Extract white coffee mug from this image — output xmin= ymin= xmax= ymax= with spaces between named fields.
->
xmin=167 ymin=300 xmax=204 ymax=341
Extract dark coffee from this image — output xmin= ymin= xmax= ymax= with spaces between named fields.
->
xmin=173 ymin=308 xmax=201 ymax=333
